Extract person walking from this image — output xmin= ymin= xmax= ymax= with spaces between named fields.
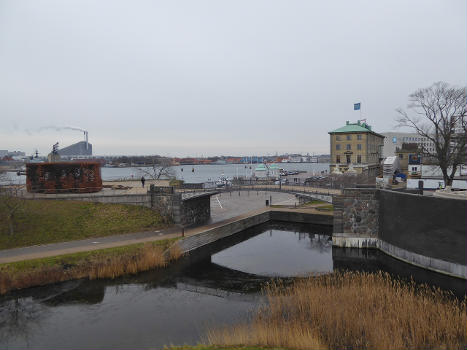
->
xmin=141 ymin=176 xmax=146 ymax=188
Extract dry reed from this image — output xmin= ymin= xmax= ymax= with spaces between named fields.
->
xmin=207 ymin=271 xmax=467 ymax=350
xmin=0 ymin=240 xmax=182 ymax=294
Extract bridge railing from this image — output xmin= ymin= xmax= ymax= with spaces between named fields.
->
xmin=176 ymin=183 xmax=340 ymax=197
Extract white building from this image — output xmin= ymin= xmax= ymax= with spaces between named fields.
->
xmin=382 ymin=132 xmax=435 ymax=158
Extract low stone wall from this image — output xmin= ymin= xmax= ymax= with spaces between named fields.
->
xmin=27 ymin=186 xmax=215 ymax=226
xmin=31 ymin=193 xmax=152 ymax=208
xmin=149 ymin=186 xmax=216 ymax=226
xmin=175 ymin=211 xmax=271 ymax=254
xmin=270 ymin=210 xmax=332 ymax=225
xmin=172 ymin=209 xmax=332 ymax=256
xmin=177 ymin=193 xmax=212 ymax=226
xmin=294 ymin=192 xmax=333 ymax=204
xmin=332 ymin=188 xmax=466 ymax=279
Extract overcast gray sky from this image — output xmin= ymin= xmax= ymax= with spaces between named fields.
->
xmin=1 ymin=0 xmax=466 ymax=156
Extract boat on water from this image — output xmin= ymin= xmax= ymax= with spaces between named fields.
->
xmin=216 ymin=174 xmax=232 ymax=187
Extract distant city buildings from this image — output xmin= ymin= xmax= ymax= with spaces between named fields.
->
xmin=329 ymin=120 xmax=384 ymax=177
xmin=0 ymin=150 xmax=26 ymax=161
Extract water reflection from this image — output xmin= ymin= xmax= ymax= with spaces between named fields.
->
xmin=211 ymin=229 xmax=332 ymax=277
xmin=0 ymin=221 xmax=464 ymax=349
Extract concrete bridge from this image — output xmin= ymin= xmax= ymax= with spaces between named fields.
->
xmin=180 ymin=184 xmax=338 ymax=204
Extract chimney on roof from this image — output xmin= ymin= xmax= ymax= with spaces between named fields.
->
xmin=346 ymin=121 xmax=349 ymax=125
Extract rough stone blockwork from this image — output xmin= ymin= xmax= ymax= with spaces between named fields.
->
xmin=334 ymin=188 xmax=379 ymax=237
xmin=149 ymin=186 xmax=214 ymax=226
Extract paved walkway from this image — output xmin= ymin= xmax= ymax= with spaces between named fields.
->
xmin=0 ymin=207 xmax=327 ymax=264
xmin=18 ymin=181 xmax=341 ymax=198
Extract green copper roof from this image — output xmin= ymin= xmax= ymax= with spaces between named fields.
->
xmin=329 ymin=121 xmax=383 ymax=138
xmin=329 ymin=124 xmax=371 ymax=133
xmin=255 ymin=164 xmax=267 ymax=171
xmin=269 ymin=163 xmax=279 ymax=169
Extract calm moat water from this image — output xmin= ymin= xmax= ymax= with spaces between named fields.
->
xmin=0 ymin=222 xmax=464 ymax=349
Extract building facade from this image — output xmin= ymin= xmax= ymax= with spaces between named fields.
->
xmin=395 ymin=143 xmax=422 ymax=178
xmin=382 ymin=132 xmax=435 ymax=158
xmin=329 ymin=120 xmax=384 ymax=177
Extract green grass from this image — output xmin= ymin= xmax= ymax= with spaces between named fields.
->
xmin=315 ymin=204 xmax=334 ymax=211
xmin=0 ymin=199 xmax=170 ymax=249
xmin=302 ymin=200 xmax=326 ymax=206
xmin=0 ymin=238 xmax=178 ymax=273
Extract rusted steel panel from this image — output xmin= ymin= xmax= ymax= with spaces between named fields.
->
xmin=26 ymin=162 xmax=103 ymax=193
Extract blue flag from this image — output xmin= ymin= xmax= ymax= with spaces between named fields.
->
xmin=354 ymin=103 xmax=361 ymax=110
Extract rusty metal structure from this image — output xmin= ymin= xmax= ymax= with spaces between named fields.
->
xmin=26 ymin=161 xmax=103 ymax=193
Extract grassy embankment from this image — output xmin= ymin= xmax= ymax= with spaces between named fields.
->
xmin=0 ymin=199 xmax=171 ymax=249
xmin=0 ymin=238 xmax=181 ymax=294
xmin=0 ymin=199 xmax=182 ymax=294
xmin=206 ymin=271 xmax=467 ymax=350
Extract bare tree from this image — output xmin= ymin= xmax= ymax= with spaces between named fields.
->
xmin=138 ymin=157 xmax=175 ymax=180
xmin=0 ymin=171 xmax=25 ymax=235
xmin=396 ymin=82 xmax=466 ymax=187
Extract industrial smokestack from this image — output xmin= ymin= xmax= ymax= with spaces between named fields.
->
xmin=84 ymin=131 xmax=88 ymax=150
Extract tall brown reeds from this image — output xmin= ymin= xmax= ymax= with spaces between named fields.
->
xmin=0 ymin=241 xmax=182 ymax=295
xmin=207 ymin=271 xmax=467 ymax=350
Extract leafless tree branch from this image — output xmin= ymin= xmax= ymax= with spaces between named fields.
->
xmin=138 ymin=157 xmax=175 ymax=180
xmin=395 ymin=82 xmax=466 ymax=187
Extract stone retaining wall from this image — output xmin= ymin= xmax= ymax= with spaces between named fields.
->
xmin=332 ymin=188 xmax=466 ymax=279
xmin=149 ymin=186 xmax=215 ymax=226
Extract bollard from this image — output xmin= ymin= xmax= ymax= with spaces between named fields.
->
xmin=270 ymin=195 xmax=272 ymax=205
xmin=265 ymin=199 xmax=269 ymax=206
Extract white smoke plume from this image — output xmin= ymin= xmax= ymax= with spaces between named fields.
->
xmin=26 ymin=126 xmax=87 ymax=135
xmin=38 ymin=126 xmax=87 ymax=133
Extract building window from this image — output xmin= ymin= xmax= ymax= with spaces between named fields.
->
xmin=346 ymin=135 xmax=352 ymax=141
xmin=346 ymin=155 xmax=351 ymax=164
xmin=336 ymin=144 xmax=341 ymax=150
xmin=399 ymin=154 xmax=403 ymax=159
xmin=336 ymin=135 xmax=341 ymax=141
xmin=336 ymin=155 xmax=340 ymax=163
xmin=357 ymin=155 xmax=361 ymax=163
xmin=346 ymin=144 xmax=351 ymax=150
xmin=357 ymin=134 xmax=362 ymax=140
xmin=357 ymin=144 xmax=362 ymax=150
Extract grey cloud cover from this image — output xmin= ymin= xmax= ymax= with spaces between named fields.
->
xmin=0 ymin=0 xmax=466 ymax=156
